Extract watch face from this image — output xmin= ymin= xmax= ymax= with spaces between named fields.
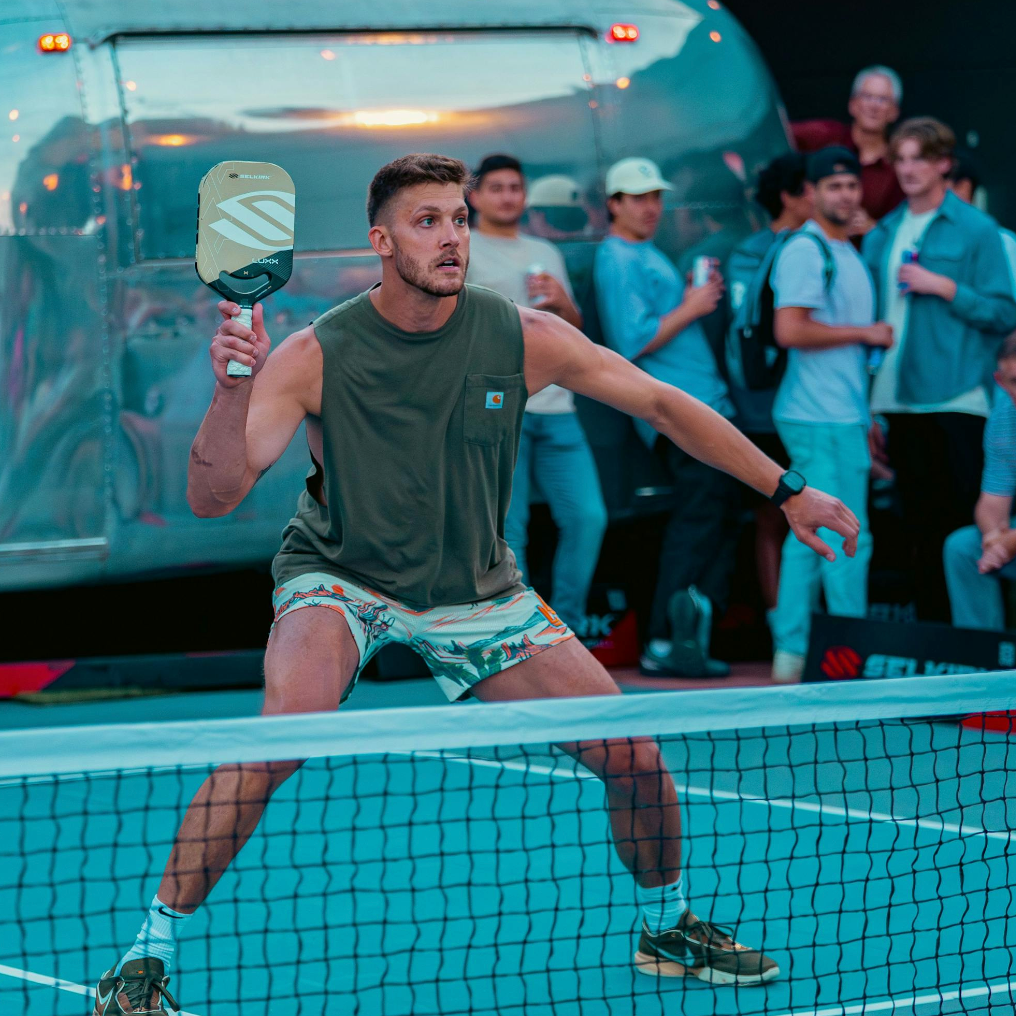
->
xmin=785 ymin=471 xmax=806 ymax=494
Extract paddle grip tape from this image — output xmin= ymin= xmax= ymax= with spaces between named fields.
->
xmin=226 ymin=306 xmax=254 ymax=377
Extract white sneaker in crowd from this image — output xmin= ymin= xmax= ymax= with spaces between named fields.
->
xmin=771 ymin=650 xmax=805 ymax=684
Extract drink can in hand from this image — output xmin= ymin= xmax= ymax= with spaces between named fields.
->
xmin=868 ymin=347 xmax=885 ymax=374
xmin=526 ymin=263 xmax=547 ymax=306
xmin=692 ymin=255 xmax=712 ymax=288
xmin=898 ymin=247 xmax=919 ymax=292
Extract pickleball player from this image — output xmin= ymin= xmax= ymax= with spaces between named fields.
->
xmin=92 ymin=154 xmax=860 ymax=1015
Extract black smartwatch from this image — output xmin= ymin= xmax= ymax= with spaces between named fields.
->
xmin=770 ymin=470 xmax=806 ymax=507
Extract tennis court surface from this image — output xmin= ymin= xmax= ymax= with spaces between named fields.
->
xmin=2 ymin=672 xmax=1015 ymax=1016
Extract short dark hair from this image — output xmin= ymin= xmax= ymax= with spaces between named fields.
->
xmin=948 ymin=148 xmax=981 ymax=192
xmin=367 ymin=153 xmax=471 ymax=226
xmin=999 ymin=331 xmax=1016 ymax=362
xmin=473 ymin=153 xmax=523 ymax=187
xmin=889 ymin=117 xmax=955 ymax=164
xmin=754 ymin=152 xmax=807 ymax=218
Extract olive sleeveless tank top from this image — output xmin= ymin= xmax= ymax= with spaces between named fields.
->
xmin=272 ymin=285 xmax=527 ymax=607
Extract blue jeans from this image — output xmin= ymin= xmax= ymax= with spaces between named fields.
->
xmin=505 ymin=412 xmax=607 ymax=629
xmin=943 ymin=523 xmax=1016 ymax=630
xmin=771 ymin=421 xmax=873 ymax=656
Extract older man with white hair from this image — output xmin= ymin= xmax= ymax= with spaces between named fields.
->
xmin=793 ymin=65 xmax=905 ymax=235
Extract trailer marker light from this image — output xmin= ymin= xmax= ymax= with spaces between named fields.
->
xmin=609 ymin=24 xmax=639 ymax=42
xmin=39 ymin=33 xmax=72 ymax=52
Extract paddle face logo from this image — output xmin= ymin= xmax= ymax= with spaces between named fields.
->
xmin=208 ymin=190 xmax=295 ymax=253
xmin=485 ymin=391 xmax=504 ymax=409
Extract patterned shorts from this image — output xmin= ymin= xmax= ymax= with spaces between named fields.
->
xmin=271 ymin=571 xmax=575 ymax=702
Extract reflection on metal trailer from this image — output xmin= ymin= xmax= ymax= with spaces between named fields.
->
xmin=0 ymin=0 xmax=790 ymax=591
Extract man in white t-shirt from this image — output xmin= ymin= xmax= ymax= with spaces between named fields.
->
xmin=467 ymin=154 xmax=606 ymax=630
xmin=770 ymin=147 xmax=893 ymax=682
xmin=863 ymin=118 xmax=1016 ymax=621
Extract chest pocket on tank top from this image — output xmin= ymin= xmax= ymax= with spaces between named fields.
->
xmin=463 ymin=373 xmax=526 ymax=446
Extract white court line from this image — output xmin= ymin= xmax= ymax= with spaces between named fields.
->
xmin=772 ymin=975 xmax=1016 ymax=1016
xmin=0 ymin=963 xmax=91 ymax=997
xmin=407 ymin=752 xmax=1011 ymax=843
xmin=0 ymin=962 xmax=203 ymax=1016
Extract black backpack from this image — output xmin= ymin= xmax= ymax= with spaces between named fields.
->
xmin=728 ymin=229 xmax=836 ymax=392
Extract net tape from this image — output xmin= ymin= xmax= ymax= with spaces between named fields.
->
xmin=3 ymin=672 xmax=1014 ymax=778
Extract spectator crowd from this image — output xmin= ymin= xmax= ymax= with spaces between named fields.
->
xmin=466 ymin=65 xmax=1016 ymax=681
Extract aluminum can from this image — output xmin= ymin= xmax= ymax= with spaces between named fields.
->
xmin=526 ymin=262 xmax=547 ymax=306
xmin=898 ymin=247 xmax=919 ymax=292
xmin=692 ymin=255 xmax=712 ymax=288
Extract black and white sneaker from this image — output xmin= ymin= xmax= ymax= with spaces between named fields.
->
xmin=93 ymin=958 xmax=179 ymax=1015
xmin=634 ymin=910 xmax=780 ymax=985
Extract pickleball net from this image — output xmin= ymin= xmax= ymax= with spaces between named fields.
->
xmin=2 ymin=672 xmax=1015 ymax=1016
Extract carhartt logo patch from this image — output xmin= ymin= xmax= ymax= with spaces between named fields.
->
xmin=485 ymin=391 xmax=504 ymax=409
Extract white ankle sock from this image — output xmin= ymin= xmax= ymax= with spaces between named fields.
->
xmin=636 ymin=876 xmax=687 ymax=934
xmin=118 ymin=895 xmax=192 ymax=971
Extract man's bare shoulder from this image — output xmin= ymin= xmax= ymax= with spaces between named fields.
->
xmin=519 ymin=304 xmax=589 ymax=355
xmin=276 ymin=323 xmax=320 ymax=355
xmin=260 ymin=324 xmax=323 ymax=415
xmin=519 ymin=304 xmax=600 ymax=395
xmin=518 ymin=303 xmax=560 ymax=338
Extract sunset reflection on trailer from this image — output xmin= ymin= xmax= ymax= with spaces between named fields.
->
xmin=0 ymin=0 xmax=789 ymax=592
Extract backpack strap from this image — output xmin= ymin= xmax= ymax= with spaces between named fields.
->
xmin=791 ymin=229 xmax=837 ymax=292
xmin=738 ymin=227 xmax=835 ymax=340
xmin=742 ymin=231 xmax=790 ymax=328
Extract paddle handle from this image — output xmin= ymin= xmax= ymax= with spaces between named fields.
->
xmin=226 ymin=305 xmax=254 ymax=378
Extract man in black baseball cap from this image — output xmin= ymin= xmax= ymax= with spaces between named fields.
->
xmin=767 ymin=144 xmax=892 ymax=682
xmin=807 ymin=145 xmax=862 ymax=185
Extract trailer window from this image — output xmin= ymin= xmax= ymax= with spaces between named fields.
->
xmin=116 ymin=31 xmax=600 ymax=259
xmin=0 ymin=22 xmax=90 ymax=236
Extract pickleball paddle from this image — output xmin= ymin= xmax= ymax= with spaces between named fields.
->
xmin=196 ymin=161 xmax=296 ymax=377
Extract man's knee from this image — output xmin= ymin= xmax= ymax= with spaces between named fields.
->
xmin=209 ymin=758 xmax=306 ymax=801
xmin=944 ymin=525 xmax=981 ymax=569
xmin=559 ymin=498 xmax=608 ymax=541
xmin=263 ymin=687 xmax=341 ymax=716
xmin=583 ymin=499 xmax=609 ymax=538
xmin=590 ymin=738 xmax=670 ymax=803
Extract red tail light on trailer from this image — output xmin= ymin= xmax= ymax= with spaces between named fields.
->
xmin=38 ymin=33 xmax=72 ymax=52
xmin=608 ymin=24 xmax=639 ymax=42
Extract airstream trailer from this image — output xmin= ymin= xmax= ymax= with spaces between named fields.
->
xmin=0 ymin=0 xmax=790 ymax=591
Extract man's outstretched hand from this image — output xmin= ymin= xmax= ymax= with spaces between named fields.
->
xmin=782 ymin=487 xmax=860 ymax=562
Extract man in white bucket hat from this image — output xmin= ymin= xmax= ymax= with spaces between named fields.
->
xmin=526 ymin=173 xmax=591 ymax=240
xmin=595 ymin=157 xmax=737 ymax=679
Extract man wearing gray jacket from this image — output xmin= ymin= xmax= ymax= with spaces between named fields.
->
xmin=864 ymin=117 xmax=1016 ymax=620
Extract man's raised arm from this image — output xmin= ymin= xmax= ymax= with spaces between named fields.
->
xmin=521 ymin=307 xmax=859 ymax=562
xmin=187 ymin=301 xmax=319 ymax=517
